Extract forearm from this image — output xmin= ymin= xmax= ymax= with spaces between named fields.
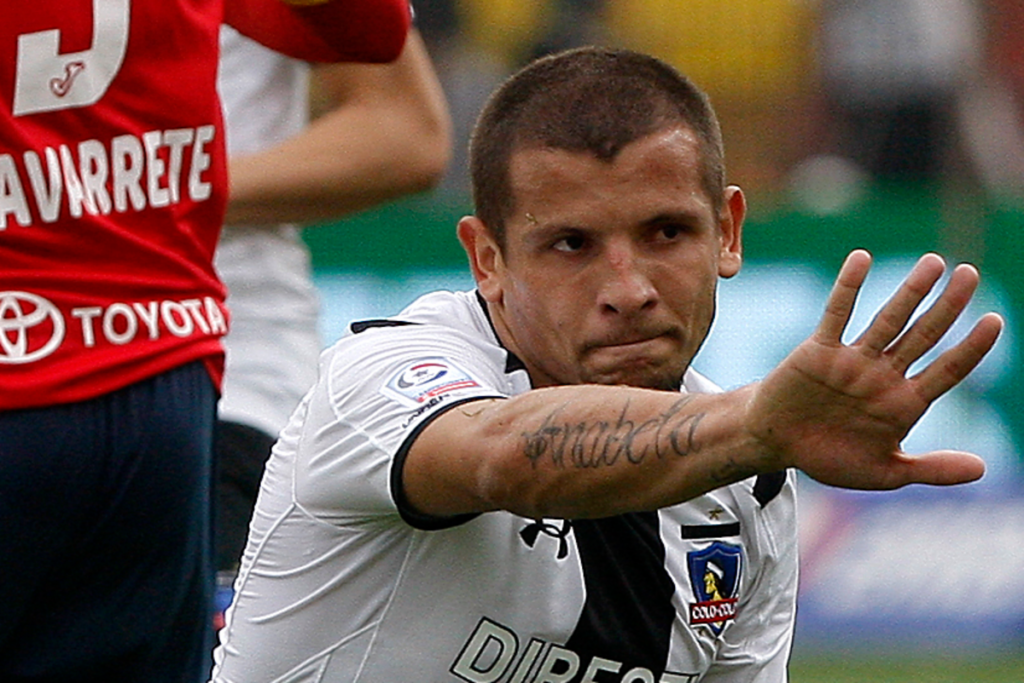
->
xmin=407 ymin=384 xmax=775 ymax=520
xmin=225 ymin=32 xmax=451 ymax=226
xmin=225 ymin=103 xmax=445 ymax=224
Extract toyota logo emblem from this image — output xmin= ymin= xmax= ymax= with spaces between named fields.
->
xmin=0 ymin=291 xmax=65 ymax=364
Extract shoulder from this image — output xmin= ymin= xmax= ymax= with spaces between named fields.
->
xmin=318 ymin=290 xmax=522 ymax=408
xmin=335 ymin=290 xmax=506 ymax=374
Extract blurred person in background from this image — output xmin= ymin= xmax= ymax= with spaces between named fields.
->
xmin=815 ymin=0 xmax=982 ymax=182
xmin=417 ymin=0 xmax=608 ymax=195
xmin=603 ymin=0 xmax=819 ymax=193
xmin=214 ymin=23 xmax=451 ymax=596
xmin=955 ymin=0 xmax=1024 ymax=203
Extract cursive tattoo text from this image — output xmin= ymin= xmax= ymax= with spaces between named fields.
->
xmin=520 ymin=398 xmax=705 ymax=469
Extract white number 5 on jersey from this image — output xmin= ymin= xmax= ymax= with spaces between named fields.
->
xmin=13 ymin=0 xmax=130 ymax=116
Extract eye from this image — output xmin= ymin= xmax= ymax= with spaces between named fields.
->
xmin=552 ymin=234 xmax=587 ymax=252
xmin=655 ymin=223 xmax=685 ymax=241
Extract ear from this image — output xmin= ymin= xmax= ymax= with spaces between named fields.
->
xmin=457 ymin=215 xmax=505 ymax=302
xmin=717 ymin=185 xmax=745 ymax=279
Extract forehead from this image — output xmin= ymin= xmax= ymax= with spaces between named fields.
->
xmin=506 ymin=127 xmax=713 ymax=224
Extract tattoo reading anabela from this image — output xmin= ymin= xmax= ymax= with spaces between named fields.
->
xmin=520 ymin=398 xmax=705 ymax=469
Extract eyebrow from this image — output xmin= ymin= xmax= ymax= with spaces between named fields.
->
xmin=642 ymin=209 xmax=708 ymax=227
xmin=518 ymin=220 xmax=579 ymax=247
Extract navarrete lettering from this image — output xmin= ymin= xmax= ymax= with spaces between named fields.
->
xmin=0 ymin=125 xmax=216 ymax=229
xmin=451 ymin=618 xmax=698 ymax=683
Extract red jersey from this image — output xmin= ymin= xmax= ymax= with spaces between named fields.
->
xmin=0 ymin=0 xmax=410 ymax=410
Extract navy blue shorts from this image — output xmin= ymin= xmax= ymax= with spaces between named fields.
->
xmin=0 ymin=361 xmax=217 ymax=683
xmin=213 ymin=420 xmax=275 ymax=573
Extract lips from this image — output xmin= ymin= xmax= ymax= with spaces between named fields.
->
xmin=607 ymin=336 xmax=661 ymax=347
xmin=586 ymin=328 xmax=677 ymax=351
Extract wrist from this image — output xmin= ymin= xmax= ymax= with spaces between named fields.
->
xmin=736 ymin=382 xmax=790 ymax=474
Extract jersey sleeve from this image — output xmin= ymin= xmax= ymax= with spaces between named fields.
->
xmin=290 ymin=323 xmax=509 ymax=527
xmin=223 ymin=0 xmax=411 ymax=63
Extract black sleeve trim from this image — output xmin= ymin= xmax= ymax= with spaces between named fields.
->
xmin=680 ymin=522 xmax=741 ymax=539
xmin=390 ymin=395 xmax=507 ymax=531
xmin=350 ymin=319 xmax=417 ymax=334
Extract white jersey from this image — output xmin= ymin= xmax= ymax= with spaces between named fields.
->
xmin=211 ymin=290 xmax=799 ymax=683
xmin=214 ymin=28 xmax=321 ymax=437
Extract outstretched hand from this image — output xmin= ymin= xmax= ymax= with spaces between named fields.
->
xmin=748 ymin=250 xmax=1004 ymax=490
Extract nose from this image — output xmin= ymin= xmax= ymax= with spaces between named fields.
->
xmin=596 ymin=242 xmax=658 ymax=315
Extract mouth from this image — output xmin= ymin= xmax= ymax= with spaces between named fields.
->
xmin=598 ymin=339 xmax=664 ymax=356
xmin=581 ymin=334 xmax=680 ymax=372
xmin=586 ymin=328 xmax=678 ymax=352
xmin=579 ymin=331 xmax=685 ymax=389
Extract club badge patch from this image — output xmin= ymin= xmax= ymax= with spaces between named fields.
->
xmin=382 ymin=357 xmax=483 ymax=407
xmin=687 ymin=541 xmax=743 ymax=635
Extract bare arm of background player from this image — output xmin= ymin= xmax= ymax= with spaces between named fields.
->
xmin=225 ymin=29 xmax=451 ymax=226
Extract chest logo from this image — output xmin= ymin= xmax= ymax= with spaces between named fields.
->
xmin=0 ymin=291 xmax=65 ymax=364
xmin=519 ymin=519 xmax=573 ymax=559
xmin=687 ymin=541 xmax=743 ymax=635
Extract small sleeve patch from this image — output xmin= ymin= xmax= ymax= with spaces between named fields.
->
xmin=380 ymin=357 xmax=484 ymax=407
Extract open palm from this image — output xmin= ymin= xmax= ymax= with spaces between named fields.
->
xmin=748 ymin=250 xmax=1004 ymax=490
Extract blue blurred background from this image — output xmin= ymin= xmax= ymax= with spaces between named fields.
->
xmin=303 ymin=0 xmax=1024 ymax=671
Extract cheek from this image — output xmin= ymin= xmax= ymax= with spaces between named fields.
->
xmin=662 ymin=267 xmax=719 ymax=321
xmin=507 ymin=281 xmax=581 ymax=354
xmin=512 ymin=285 xmax=569 ymax=339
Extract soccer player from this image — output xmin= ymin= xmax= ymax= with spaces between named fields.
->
xmin=0 ymin=2 xmax=409 ymax=680
xmin=211 ymin=47 xmax=1003 ymax=682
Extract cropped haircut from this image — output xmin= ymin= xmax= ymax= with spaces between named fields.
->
xmin=469 ymin=46 xmax=727 ymax=249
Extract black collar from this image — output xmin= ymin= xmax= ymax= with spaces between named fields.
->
xmin=475 ymin=290 xmax=527 ymax=374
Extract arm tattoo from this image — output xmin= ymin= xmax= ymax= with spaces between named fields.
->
xmin=520 ymin=397 xmax=705 ymax=470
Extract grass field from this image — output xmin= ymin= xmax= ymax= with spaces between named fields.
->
xmin=789 ymin=653 xmax=1024 ymax=682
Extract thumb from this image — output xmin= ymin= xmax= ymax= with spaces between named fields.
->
xmin=893 ymin=451 xmax=986 ymax=487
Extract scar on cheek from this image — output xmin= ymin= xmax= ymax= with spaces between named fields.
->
xmin=525 ymin=212 xmax=538 ymax=224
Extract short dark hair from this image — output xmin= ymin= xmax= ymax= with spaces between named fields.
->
xmin=469 ymin=46 xmax=727 ymax=248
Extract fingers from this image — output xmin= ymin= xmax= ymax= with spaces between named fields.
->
xmin=856 ymin=253 xmax=947 ymax=357
xmin=822 ymin=253 xmax=1001 ymax=389
xmin=884 ymin=262 xmax=978 ymax=371
xmin=816 ymin=249 xmax=872 ymax=344
xmin=911 ymin=311 xmax=1004 ymax=403
xmin=802 ymin=251 xmax=999 ymax=493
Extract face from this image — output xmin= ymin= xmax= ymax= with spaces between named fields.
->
xmin=459 ymin=126 xmax=744 ymax=390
